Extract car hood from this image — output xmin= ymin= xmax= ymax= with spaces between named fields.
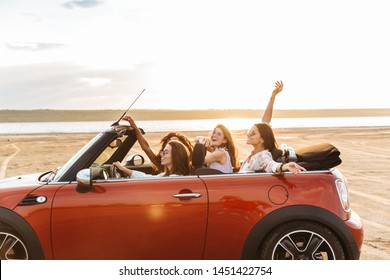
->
xmin=0 ymin=173 xmax=44 ymax=209
xmin=0 ymin=173 xmax=43 ymax=188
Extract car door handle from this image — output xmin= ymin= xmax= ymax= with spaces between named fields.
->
xmin=173 ymin=193 xmax=202 ymax=199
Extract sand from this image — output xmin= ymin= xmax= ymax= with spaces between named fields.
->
xmin=1 ymin=126 xmax=390 ymax=260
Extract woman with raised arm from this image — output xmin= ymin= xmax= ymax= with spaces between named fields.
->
xmin=240 ymin=123 xmax=306 ymax=174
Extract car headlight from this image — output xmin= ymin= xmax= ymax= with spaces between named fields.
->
xmin=335 ymin=179 xmax=350 ymax=212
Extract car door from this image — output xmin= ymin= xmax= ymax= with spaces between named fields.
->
xmin=51 ymin=175 xmax=207 ymax=259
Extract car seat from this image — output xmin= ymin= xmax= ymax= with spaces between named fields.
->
xmin=191 ymin=143 xmax=224 ymax=175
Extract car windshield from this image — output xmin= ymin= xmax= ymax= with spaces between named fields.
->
xmin=52 ymin=132 xmax=104 ymax=182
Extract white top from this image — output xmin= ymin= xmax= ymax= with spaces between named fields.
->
xmin=239 ymin=149 xmax=282 ymax=173
xmin=207 ymin=148 xmax=233 ymax=173
xmin=130 ymin=170 xmax=179 ymax=178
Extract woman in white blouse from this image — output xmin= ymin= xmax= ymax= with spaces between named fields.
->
xmin=240 ymin=123 xmax=306 ymax=174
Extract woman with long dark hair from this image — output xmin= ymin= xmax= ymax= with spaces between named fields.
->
xmin=240 ymin=123 xmax=305 ymax=174
xmin=122 ymin=115 xmax=193 ymax=172
xmin=113 ymin=140 xmax=191 ymax=177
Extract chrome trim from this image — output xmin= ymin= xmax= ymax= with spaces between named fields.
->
xmin=18 ymin=195 xmax=47 ymax=206
xmin=195 ymin=170 xmax=332 ymax=178
xmin=173 ymin=193 xmax=202 ymax=199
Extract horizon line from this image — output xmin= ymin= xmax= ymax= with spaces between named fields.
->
xmin=1 ymin=108 xmax=390 ymax=111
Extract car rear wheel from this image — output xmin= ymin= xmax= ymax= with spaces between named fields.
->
xmin=0 ymin=228 xmax=29 ymax=260
xmin=260 ymin=220 xmax=345 ymax=260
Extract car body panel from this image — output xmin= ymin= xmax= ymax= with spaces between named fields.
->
xmin=50 ymin=176 xmax=208 ymax=259
xmin=199 ymin=171 xmax=350 ymax=259
xmin=0 ymin=174 xmax=44 ymax=209
xmin=12 ymin=184 xmax=64 ymax=260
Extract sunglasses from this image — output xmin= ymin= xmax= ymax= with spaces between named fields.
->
xmin=211 ymin=130 xmax=223 ymax=137
xmin=160 ymin=150 xmax=170 ymax=156
xmin=247 ymin=129 xmax=256 ymax=137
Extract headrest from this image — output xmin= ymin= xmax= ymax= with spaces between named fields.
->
xmin=192 ymin=143 xmax=206 ymax=167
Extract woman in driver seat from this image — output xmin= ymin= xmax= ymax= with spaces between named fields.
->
xmin=113 ymin=140 xmax=191 ymax=177
xmin=121 ymin=115 xmax=193 ymax=172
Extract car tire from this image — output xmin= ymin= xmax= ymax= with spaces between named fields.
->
xmin=0 ymin=226 xmax=29 ymax=260
xmin=260 ymin=220 xmax=345 ymax=260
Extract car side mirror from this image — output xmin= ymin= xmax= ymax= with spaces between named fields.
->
xmin=126 ymin=154 xmax=145 ymax=166
xmin=76 ymin=169 xmax=92 ymax=193
xmin=76 ymin=167 xmax=108 ymax=193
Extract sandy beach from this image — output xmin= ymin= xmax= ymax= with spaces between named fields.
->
xmin=1 ymin=126 xmax=390 ymax=260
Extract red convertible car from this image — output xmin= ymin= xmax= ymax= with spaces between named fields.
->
xmin=0 ymin=124 xmax=363 ymax=260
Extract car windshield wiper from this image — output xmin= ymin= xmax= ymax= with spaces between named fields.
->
xmin=40 ymin=167 xmax=61 ymax=183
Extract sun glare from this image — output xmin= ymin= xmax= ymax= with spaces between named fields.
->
xmin=81 ymin=77 xmax=112 ymax=87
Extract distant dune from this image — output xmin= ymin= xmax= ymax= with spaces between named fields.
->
xmin=1 ymin=108 xmax=390 ymax=122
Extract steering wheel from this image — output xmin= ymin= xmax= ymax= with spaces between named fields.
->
xmin=109 ymin=165 xmax=122 ymax=179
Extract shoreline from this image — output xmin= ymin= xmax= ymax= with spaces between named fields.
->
xmin=2 ymin=116 xmax=389 ymax=135
xmin=1 ymin=125 xmax=390 ymax=138
xmin=1 ymin=108 xmax=390 ymax=122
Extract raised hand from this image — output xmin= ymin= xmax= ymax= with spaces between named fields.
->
xmin=272 ymin=80 xmax=284 ymax=97
xmin=122 ymin=115 xmax=137 ymax=128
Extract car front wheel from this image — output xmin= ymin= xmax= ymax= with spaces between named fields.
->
xmin=260 ymin=220 xmax=345 ymax=260
xmin=0 ymin=228 xmax=29 ymax=260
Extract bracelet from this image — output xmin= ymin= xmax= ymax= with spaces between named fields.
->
xmin=279 ymin=163 xmax=285 ymax=173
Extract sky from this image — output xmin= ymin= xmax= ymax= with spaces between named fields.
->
xmin=0 ymin=0 xmax=389 ymax=110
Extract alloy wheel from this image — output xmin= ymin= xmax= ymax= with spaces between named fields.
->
xmin=272 ymin=230 xmax=336 ymax=260
xmin=0 ymin=231 xmax=29 ymax=260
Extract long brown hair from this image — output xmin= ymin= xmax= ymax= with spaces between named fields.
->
xmin=254 ymin=123 xmax=278 ymax=151
xmin=163 ymin=140 xmax=191 ymax=176
xmin=155 ymin=132 xmax=193 ymax=171
xmin=214 ymin=124 xmax=239 ymax=170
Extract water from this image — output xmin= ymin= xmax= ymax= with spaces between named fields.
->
xmin=1 ymin=117 xmax=390 ymax=134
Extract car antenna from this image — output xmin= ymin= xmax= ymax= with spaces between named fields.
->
xmin=111 ymin=88 xmax=146 ymax=126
